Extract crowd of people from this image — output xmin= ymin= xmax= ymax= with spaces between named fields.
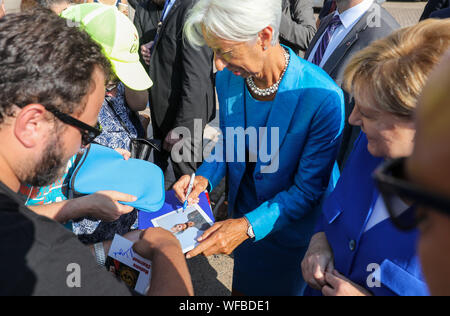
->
xmin=0 ymin=0 xmax=449 ymax=296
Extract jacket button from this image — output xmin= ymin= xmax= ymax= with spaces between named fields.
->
xmin=349 ymin=240 xmax=356 ymax=251
xmin=255 ymin=174 xmax=263 ymax=180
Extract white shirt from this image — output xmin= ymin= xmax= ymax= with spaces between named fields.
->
xmin=364 ymin=195 xmax=409 ymax=233
xmin=307 ymin=0 xmax=374 ymax=68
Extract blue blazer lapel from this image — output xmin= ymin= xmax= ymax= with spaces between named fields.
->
xmin=255 ymin=47 xmax=300 ymax=174
xmin=335 ymin=134 xmax=384 ymax=239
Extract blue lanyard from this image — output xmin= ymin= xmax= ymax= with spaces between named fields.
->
xmin=151 ymin=0 xmax=175 ymax=54
xmin=160 ymin=0 xmax=174 ymax=22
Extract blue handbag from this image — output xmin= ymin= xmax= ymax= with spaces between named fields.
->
xmin=69 ymin=144 xmax=165 ymax=213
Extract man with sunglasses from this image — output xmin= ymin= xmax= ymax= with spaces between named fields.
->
xmin=375 ymin=52 xmax=450 ymax=296
xmin=0 ymin=9 xmax=193 ymax=295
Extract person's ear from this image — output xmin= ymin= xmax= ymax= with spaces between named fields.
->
xmin=258 ymin=26 xmax=274 ymax=51
xmin=14 ymin=104 xmax=51 ymax=148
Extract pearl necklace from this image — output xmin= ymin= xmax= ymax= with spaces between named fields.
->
xmin=246 ymin=48 xmax=290 ymax=97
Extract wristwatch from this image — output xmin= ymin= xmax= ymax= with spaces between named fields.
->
xmin=93 ymin=242 xmax=106 ymax=267
xmin=243 ymin=216 xmax=255 ymax=239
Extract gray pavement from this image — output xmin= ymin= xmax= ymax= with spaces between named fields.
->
xmin=2 ymin=0 xmax=427 ymax=296
xmin=383 ymin=1 xmax=426 ymax=26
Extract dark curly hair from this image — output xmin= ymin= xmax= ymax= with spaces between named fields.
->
xmin=0 ymin=8 xmax=111 ymax=124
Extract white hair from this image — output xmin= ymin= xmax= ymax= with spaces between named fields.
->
xmin=184 ymin=0 xmax=282 ymax=47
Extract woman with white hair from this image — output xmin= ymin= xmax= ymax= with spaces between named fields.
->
xmin=173 ymin=0 xmax=345 ymax=295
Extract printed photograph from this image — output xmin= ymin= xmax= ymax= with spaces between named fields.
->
xmin=105 ymin=257 xmax=139 ymax=289
xmin=151 ymin=204 xmax=214 ymax=253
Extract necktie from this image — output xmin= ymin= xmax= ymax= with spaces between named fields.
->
xmin=311 ymin=15 xmax=342 ymax=66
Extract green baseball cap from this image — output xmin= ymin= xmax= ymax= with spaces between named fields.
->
xmin=61 ymin=3 xmax=153 ymax=91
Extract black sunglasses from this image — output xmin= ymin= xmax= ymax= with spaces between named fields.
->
xmin=374 ymin=157 xmax=450 ymax=230
xmin=45 ymin=106 xmax=102 ymax=147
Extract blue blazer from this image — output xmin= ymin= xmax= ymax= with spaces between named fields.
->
xmin=308 ymin=133 xmax=429 ymax=296
xmin=197 ymin=47 xmax=345 ymax=247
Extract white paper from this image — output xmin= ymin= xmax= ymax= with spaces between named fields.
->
xmin=107 ymin=234 xmax=152 ymax=295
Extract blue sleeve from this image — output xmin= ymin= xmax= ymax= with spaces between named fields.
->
xmin=196 ymin=138 xmax=227 ymax=191
xmin=246 ymin=90 xmax=345 ymax=241
xmin=313 ymin=213 xmax=326 ymax=234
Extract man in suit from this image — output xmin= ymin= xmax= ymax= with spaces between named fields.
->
xmin=146 ymin=0 xmax=215 ymax=180
xmin=134 ymin=0 xmax=164 ymax=71
xmin=279 ymin=0 xmax=317 ymax=55
xmin=304 ymin=0 xmax=399 ymax=168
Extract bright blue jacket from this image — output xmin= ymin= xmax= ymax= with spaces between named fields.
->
xmin=197 ymin=47 xmax=345 ymax=247
xmin=306 ymin=133 xmax=429 ymax=296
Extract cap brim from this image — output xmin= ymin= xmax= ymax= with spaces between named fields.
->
xmin=110 ymin=59 xmax=153 ymax=91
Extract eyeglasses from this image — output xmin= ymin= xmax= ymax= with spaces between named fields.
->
xmin=45 ymin=106 xmax=102 ymax=147
xmin=374 ymin=157 xmax=450 ymax=230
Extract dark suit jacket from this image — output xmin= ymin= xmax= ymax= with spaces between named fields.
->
xmin=420 ymin=0 xmax=449 ymax=20
xmin=279 ymin=0 xmax=317 ymax=53
xmin=304 ymin=3 xmax=399 ymax=169
xmin=148 ymin=0 xmax=215 ymax=139
xmin=430 ymin=7 xmax=450 ymax=18
xmin=133 ymin=0 xmax=163 ymax=72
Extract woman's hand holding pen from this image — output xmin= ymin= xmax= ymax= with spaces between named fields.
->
xmin=173 ymin=174 xmax=209 ymax=206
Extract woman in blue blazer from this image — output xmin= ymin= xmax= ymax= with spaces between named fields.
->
xmin=303 ymin=134 xmax=429 ymax=296
xmin=301 ymin=20 xmax=450 ymax=296
xmin=173 ymin=0 xmax=345 ymax=295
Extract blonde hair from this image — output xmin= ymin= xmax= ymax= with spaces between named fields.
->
xmin=344 ymin=19 xmax=450 ymax=118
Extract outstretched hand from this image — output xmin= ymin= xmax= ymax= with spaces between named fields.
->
xmin=185 ymin=218 xmax=249 ymax=259
xmin=79 ymin=190 xmax=137 ymax=222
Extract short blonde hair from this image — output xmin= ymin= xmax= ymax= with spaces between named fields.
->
xmin=344 ymin=19 xmax=450 ymax=118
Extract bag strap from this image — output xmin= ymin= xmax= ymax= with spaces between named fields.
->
xmin=69 ymin=146 xmax=91 ymax=199
xmin=104 ymin=96 xmax=133 ymax=137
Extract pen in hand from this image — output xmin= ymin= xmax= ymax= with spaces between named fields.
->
xmin=183 ymin=173 xmax=196 ymax=211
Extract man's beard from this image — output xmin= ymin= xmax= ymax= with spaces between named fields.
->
xmin=23 ymin=135 xmax=68 ymax=187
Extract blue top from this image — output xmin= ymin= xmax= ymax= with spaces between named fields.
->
xmin=20 ymin=156 xmax=77 ymax=231
xmin=197 ymin=46 xmax=345 ymax=247
xmin=235 ymin=88 xmax=273 ymax=216
xmin=306 ymin=133 xmax=429 ymax=296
